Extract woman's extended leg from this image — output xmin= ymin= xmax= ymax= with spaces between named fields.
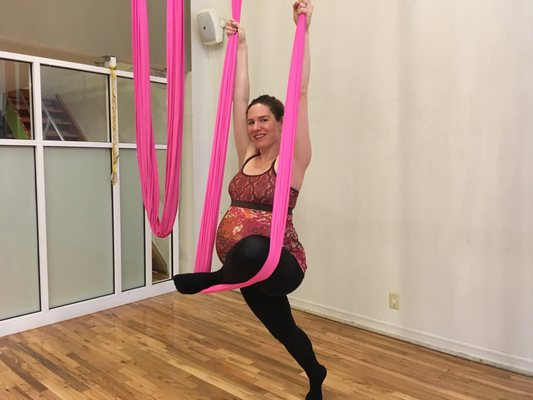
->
xmin=173 ymin=235 xmax=326 ymax=397
xmin=173 ymin=235 xmax=269 ymax=294
xmin=240 ymin=286 xmax=327 ymax=400
xmin=173 ymin=235 xmax=297 ymax=294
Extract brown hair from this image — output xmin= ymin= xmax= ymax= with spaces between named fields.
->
xmin=247 ymin=95 xmax=284 ymax=121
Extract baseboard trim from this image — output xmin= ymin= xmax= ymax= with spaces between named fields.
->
xmin=289 ymin=296 xmax=533 ymax=377
xmin=0 ymin=281 xmax=176 ymax=338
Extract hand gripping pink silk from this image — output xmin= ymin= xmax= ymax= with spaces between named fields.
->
xmin=132 ymin=0 xmax=184 ymax=238
xmin=196 ymin=10 xmax=307 ymax=293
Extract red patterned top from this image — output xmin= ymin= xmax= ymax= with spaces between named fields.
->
xmin=215 ymin=154 xmax=307 ymax=272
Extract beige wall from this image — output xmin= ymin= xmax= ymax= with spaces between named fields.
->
xmin=190 ymin=0 xmax=533 ymax=374
xmin=0 ymin=0 xmax=166 ymax=67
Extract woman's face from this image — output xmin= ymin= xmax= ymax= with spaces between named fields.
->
xmin=246 ymin=103 xmax=282 ymax=151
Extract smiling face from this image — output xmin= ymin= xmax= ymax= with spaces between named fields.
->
xmin=246 ymin=103 xmax=282 ymax=151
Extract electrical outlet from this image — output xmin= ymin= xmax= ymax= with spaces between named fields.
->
xmin=389 ymin=292 xmax=400 ymax=310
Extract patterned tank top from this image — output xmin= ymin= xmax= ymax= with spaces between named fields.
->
xmin=215 ymin=154 xmax=307 ymax=272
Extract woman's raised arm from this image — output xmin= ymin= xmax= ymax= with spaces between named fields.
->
xmin=226 ymin=19 xmax=254 ymax=166
xmin=290 ymin=0 xmax=313 ymax=190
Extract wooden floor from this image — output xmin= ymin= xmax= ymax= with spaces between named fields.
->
xmin=1 ymin=292 xmax=532 ymax=400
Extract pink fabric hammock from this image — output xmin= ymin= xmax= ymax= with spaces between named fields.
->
xmin=132 ymin=0 xmax=184 ymax=238
xmin=133 ymin=0 xmax=306 ymax=292
xmin=196 ymin=6 xmax=307 ymax=293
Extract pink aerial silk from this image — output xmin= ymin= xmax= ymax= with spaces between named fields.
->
xmin=196 ymin=9 xmax=307 ymax=293
xmin=132 ymin=0 xmax=184 ymax=238
xmin=193 ymin=0 xmax=242 ymax=273
xmin=132 ymin=0 xmax=306 ymax=292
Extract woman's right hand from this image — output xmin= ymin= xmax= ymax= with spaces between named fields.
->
xmin=293 ymin=0 xmax=314 ymax=29
xmin=226 ymin=18 xmax=246 ymax=43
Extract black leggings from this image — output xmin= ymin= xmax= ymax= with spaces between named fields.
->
xmin=221 ymin=234 xmax=304 ymax=296
xmin=223 ymin=236 xmax=324 ymax=390
xmin=173 ymin=235 xmax=324 ymax=391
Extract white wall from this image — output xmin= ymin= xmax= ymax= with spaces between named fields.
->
xmin=189 ymin=0 xmax=533 ymax=374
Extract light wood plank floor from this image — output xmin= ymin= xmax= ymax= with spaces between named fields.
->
xmin=1 ymin=291 xmax=532 ymax=399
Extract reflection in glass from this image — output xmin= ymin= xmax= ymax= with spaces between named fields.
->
xmin=0 ymin=147 xmax=40 ymax=320
xmin=117 ymin=78 xmax=167 ymax=145
xmin=45 ymin=148 xmax=114 ymax=308
xmin=41 ymin=67 xmax=108 ymax=142
xmin=0 ymin=60 xmax=32 ymax=139
xmin=120 ymin=149 xmax=146 ymax=291
xmin=152 ymin=150 xmax=172 ymax=283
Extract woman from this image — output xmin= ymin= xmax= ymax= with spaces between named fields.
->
xmin=173 ymin=1 xmax=326 ymax=399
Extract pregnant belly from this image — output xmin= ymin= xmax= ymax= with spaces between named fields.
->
xmin=215 ymin=207 xmax=272 ymax=262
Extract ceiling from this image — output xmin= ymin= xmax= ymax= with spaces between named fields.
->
xmin=0 ymin=0 xmax=169 ymax=69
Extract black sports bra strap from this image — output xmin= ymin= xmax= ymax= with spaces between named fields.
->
xmin=241 ymin=153 xmax=260 ymax=171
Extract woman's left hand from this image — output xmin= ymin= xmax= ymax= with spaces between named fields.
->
xmin=293 ymin=0 xmax=314 ymax=29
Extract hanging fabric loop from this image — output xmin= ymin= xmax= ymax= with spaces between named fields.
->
xmin=132 ymin=0 xmax=306 ymax=292
xmin=132 ymin=0 xmax=185 ymax=238
xmin=193 ymin=0 xmax=242 ymax=274
xmin=195 ymin=10 xmax=307 ymax=293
